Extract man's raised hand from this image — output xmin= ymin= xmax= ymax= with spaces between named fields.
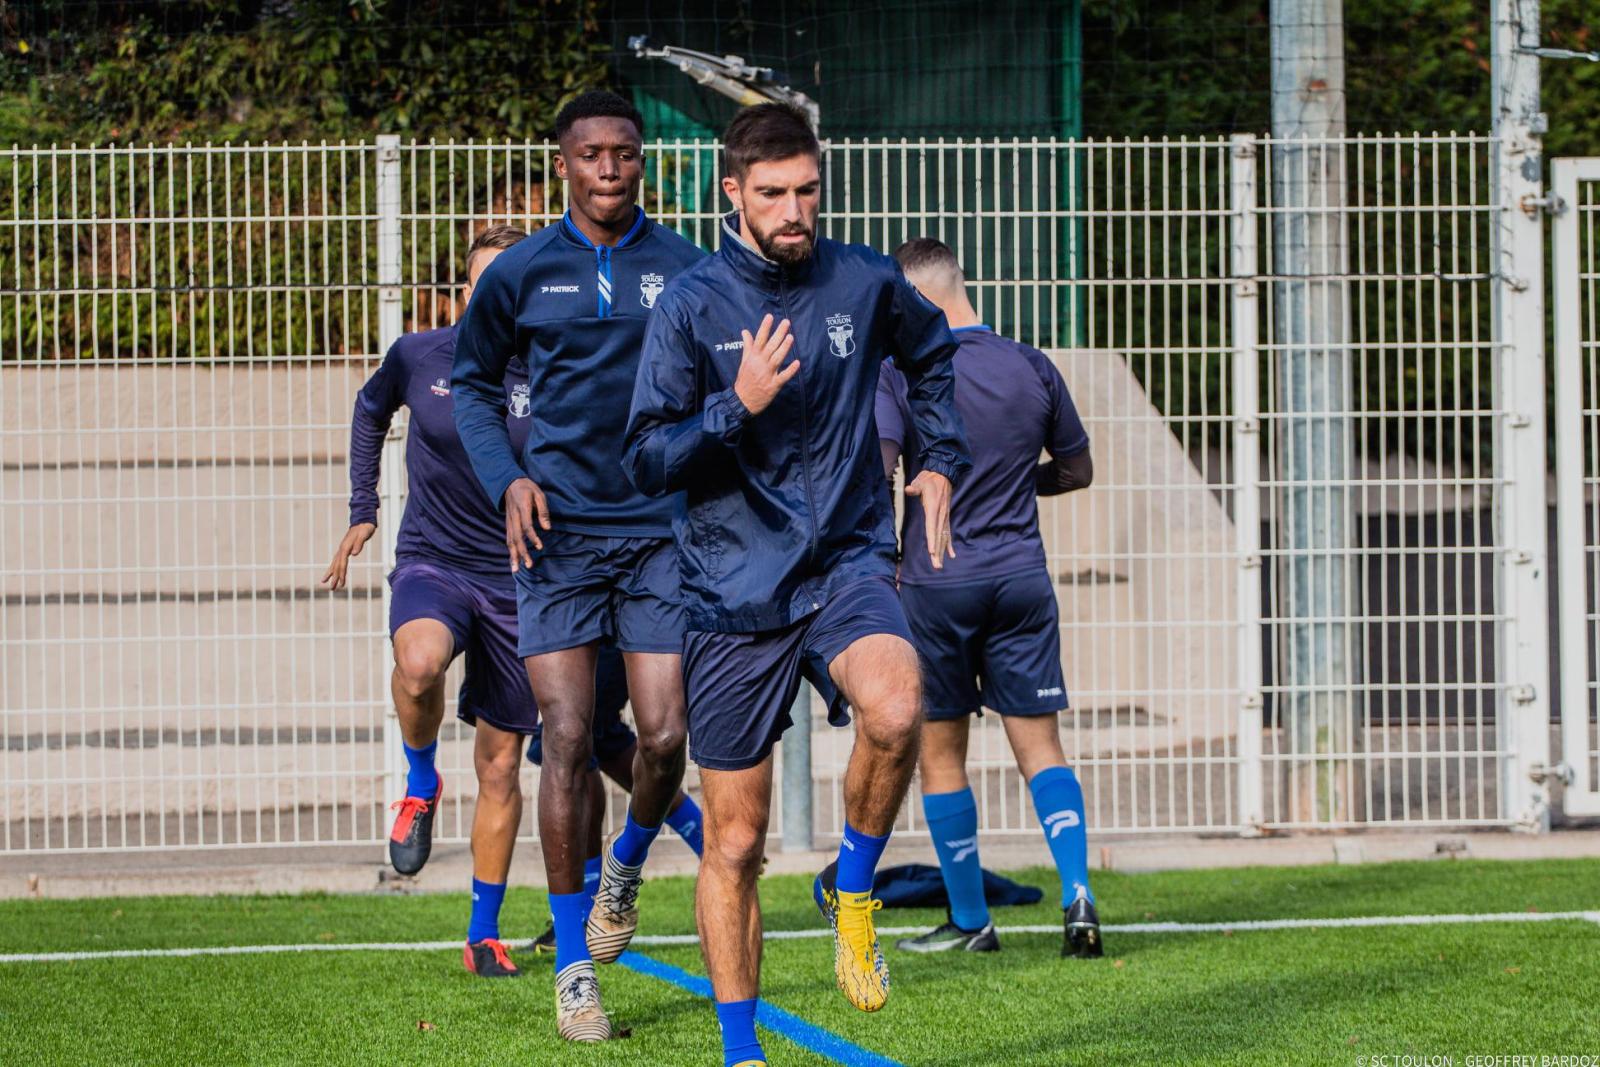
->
xmin=732 ymin=314 xmax=800 ymax=416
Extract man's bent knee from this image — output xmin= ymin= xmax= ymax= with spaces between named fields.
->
xmin=707 ymin=821 xmax=766 ymax=875
xmin=636 ymin=723 xmax=686 ymax=767
xmin=392 ymin=651 xmax=448 ymax=700
xmin=539 ymin=714 xmax=594 ymax=777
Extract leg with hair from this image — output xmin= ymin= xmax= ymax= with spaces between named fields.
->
xmin=815 ymin=632 xmax=922 ymax=1012
xmin=463 ymin=720 xmax=524 ymax=978
xmin=697 ymin=761 xmax=772 ymax=1067
xmin=903 ymin=717 xmax=994 ymax=948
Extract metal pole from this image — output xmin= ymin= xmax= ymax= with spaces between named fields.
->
xmin=1270 ymin=0 xmax=1355 ymax=823
xmin=780 ymin=688 xmax=814 ymax=852
xmin=375 ymin=135 xmax=407 ymax=810
xmin=1231 ymin=134 xmax=1266 ymax=833
xmin=1490 ymin=0 xmax=1554 ymax=831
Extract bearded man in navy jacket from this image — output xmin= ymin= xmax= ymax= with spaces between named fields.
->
xmin=625 ymin=103 xmax=970 ymax=1067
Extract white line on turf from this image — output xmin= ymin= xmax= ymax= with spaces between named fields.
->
xmin=2 ymin=910 xmax=1597 ymax=964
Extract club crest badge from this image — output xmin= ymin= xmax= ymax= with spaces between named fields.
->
xmin=639 ymin=272 xmax=665 ymax=309
xmin=430 ymin=378 xmax=450 ymax=397
xmin=508 ymin=383 xmax=531 ymax=418
xmin=826 ymin=313 xmax=855 ymax=359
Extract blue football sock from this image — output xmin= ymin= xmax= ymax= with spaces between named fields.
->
xmin=402 ymin=740 xmax=438 ymax=799
xmin=582 ymin=854 xmax=602 ymax=917
xmin=467 ymin=878 xmax=505 ymax=943
xmin=549 ymin=890 xmax=591 ymax=972
xmin=1028 ymin=765 xmax=1092 ymax=906
xmin=836 ymin=822 xmax=890 ymax=895
xmin=665 ymin=794 xmax=705 ymax=857
xmin=715 ymin=998 xmax=763 ymax=1067
xmin=922 ymin=787 xmax=989 ymax=931
xmin=611 ymin=809 xmax=662 ymax=868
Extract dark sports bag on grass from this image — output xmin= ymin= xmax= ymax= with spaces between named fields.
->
xmin=871 ymin=863 xmax=1044 ymax=909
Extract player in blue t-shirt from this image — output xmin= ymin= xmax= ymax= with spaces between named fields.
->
xmin=876 ymin=237 xmax=1104 ymax=960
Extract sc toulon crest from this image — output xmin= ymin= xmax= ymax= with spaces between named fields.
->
xmin=639 ymin=272 xmax=665 ymax=309
xmin=825 ymin=312 xmax=855 ymax=358
xmin=508 ymin=383 xmax=531 ymax=418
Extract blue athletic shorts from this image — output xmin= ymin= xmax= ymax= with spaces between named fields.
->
xmin=388 ymin=560 xmax=534 ymax=735
xmin=514 ymin=531 xmax=683 ymax=657
xmin=899 ymin=568 xmax=1067 ymax=720
xmin=683 ymin=575 xmax=914 ymax=771
xmin=525 ymin=644 xmax=636 ymax=770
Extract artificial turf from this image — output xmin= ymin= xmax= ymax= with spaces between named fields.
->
xmin=1 ymin=858 xmax=1597 ymax=1065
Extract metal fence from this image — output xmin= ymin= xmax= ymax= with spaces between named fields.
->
xmin=0 ymin=133 xmax=1568 ymax=854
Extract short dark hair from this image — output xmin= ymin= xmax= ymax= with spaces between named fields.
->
xmin=465 ymin=223 xmax=526 ymax=278
xmin=554 ymin=90 xmax=645 ymax=143
xmin=722 ymin=103 xmax=819 ymax=181
xmin=894 ymin=237 xmax=965 ymax=281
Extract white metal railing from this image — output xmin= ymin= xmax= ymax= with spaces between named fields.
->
xmin=0 ymin=134 xmax=1548 ymax=854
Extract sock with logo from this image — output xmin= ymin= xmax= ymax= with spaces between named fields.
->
xmin=549 ymin=890 xmax=592 ymax=973
xmin=581 ymin=854 xmax=603 ymax=917
xmin=611 ymin=808 xmax=662 ymax=868
xmin=835 ymin=822 xmax=890 ymax=895
xmin=715 ymin=998 xmax=764 ymax=1067
xmin=402 ymin=739 xmax=438 ymax=799
xmin=467 ymin=878 xmax=506 ymax=943
xmin=665 ymin=793 xmax=705 ymax=857
xmin=1028 ymin=765 xmax=1092 ymax=906
xmin=922 ymin=787 xmax=989 ymax=932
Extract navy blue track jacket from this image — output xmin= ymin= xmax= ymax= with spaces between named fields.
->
xmin=451 ymin=209 xmax=705 ymax=536
xmin=624 ymin=213 xmax=972 ymax=633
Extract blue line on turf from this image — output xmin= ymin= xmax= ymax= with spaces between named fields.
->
xmin=617 ymin=951 xmax=904 ymax=1067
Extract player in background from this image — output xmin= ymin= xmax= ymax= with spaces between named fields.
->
xmin=876 ymin=237 xmax=1103 ymax=960
xmin=524 ymin=694 xmax=705 ymax=953
xmin=322 ymin=224 xmax=547 ymax=978
xmin=624 ymin=104 xmax=969 ymax=1067
xmin=452 ymin=91 xmax=706 ymax=1041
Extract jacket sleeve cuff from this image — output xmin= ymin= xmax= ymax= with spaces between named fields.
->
xmin=349 ymin=505 xmax=378 ymax=528
xmin=703 ymin=388 xmax=752 ymax=444
xmin=487 ymin=466 xmax=524 ymax=513
xmin=917 ymin=452 xmax=970 ymax=488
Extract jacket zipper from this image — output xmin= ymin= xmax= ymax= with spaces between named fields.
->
xmin=781 ymin=275 xmax=822 ymax=567
xmin=597 ymin=245 xmax=612 ymax=318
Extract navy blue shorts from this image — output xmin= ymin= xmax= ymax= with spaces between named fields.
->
xmin=388 ymin=561 xmax=534 ymax=735
xmin=515 ymin=531 xmax=683 ymax=657
xmin=684 ymin=575 xmax=914 ymax=772
xmin=525 ymin=645 xmax=636 ymax=770
xmin=900 ymin=568 xmax=1067 ymax=720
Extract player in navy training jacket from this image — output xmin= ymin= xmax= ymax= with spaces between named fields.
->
xmin=625 ymin=103 xmax=969 ymax=1067
xmin=450 ymin=91 xmax=704 ymax=1043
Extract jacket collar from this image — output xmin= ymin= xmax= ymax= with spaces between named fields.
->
xmin=559 ymin=207 xmax=649 ymax=251
xmin=718 ymin=210 xmax=815 ymax=290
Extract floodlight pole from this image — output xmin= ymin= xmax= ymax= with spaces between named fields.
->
xmin=629 ymin=38 xmax=818 ymax=851
xmin=627 ymin=38 xmax=821 ymax=132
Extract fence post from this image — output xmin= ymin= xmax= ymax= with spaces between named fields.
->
xmin=1490 ymin=1 xmax=1554 ymax=831
xmin=780 ymin=690 xmax=815 ymax=853
xmin=375 ymin=135 xmax=407 ymax=810
xmin=1230 ymin=134 xmax=1266 ymax=834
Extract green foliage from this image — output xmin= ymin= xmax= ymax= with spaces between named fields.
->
xmin=3 ymin=0 xmax=610 ymax=145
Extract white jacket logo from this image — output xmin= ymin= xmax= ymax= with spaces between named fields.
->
xmin=826 ymin=313 xmax=855 ymax=358
xmin=639 ymin=272 xmax=665 ymax=309
xmin=508 ymin=383 xmax=531 ymax=418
